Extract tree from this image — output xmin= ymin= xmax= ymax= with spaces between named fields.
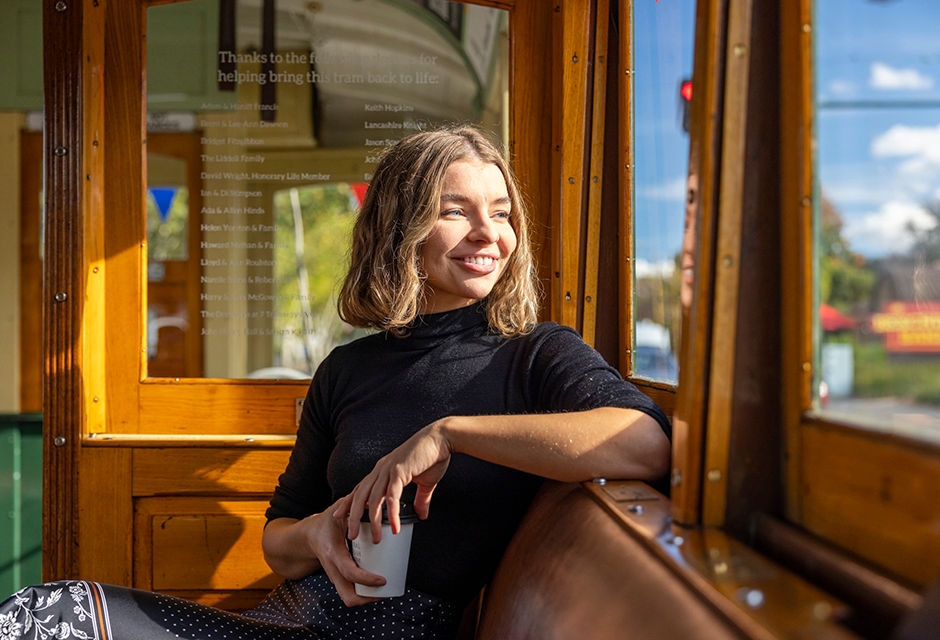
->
xmin=819 ymin=194 xmax=875 ymax=312
xmin=907 ymin=198 xmax=940 ymax=266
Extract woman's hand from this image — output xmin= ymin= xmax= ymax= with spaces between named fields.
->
xmin=335 ymin=421 xmax=453 ymax=545
xmin=262 ymin=499 xmax=387 ymax=607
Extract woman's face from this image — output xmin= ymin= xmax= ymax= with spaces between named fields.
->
xmin=419 ymin=158 xmax=517 ymax=314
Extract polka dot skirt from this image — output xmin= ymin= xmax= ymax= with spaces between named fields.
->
xmin=1 ymin=576 xmax=459 ymax=640
xmin=244 ymin=573 xmax=460 ymax=639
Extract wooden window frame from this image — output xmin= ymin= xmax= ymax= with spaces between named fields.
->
xmin=775 ymin=0 xmax=940 ymax=593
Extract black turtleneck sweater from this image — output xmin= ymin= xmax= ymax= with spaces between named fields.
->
xmin=266 ymin=302 xmax=671 ymax=607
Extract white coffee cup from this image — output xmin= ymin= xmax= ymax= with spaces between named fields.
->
xmin=350 ymin=502 xmax=417 ymax=598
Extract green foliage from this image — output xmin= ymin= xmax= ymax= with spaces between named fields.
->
xmin=273 ymin=183 xmax=356 ymax=317
xmin=851 ymin=341 xmax=940 ymax=406
xmin=818 ymin=195 xmax=875 ymax=312
xmin=270 ymin=183 xmax=358 ymax=369
xmin=147 ymin=187 xmax=189 ymax=261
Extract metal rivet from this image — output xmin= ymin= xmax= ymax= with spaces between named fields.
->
xmin=802 ymin=23 xmax=812 ymax=34
xmin=55 ymin=1 xmax=67 ymax=11
xmin=738 ymin=588 xmax=765 ymax=608
xmin=92 ymin=397 xmax=99 ymax=403
xmin=564 ymin=292 xmax=572 ymax=301
xmin=568 ymin=177 xmax=575 ymax=184
xmin=707 ymin=469 xmax=722 ymax=482
xmin=671 ymin=469 xmax=682 ymax=486
xmin=92 ymin=266 xmax=99 ymax=273
xmin=571 ymin=54 xmax=579 ymax=63
xmin=722 ymin=255 xmax=734 ymax=267
xmin=733 ymin=43 xmax=747 ymax=57
xmin=813 ymin=601 xmax=832 ymax=620
xmin=670 ymin=535 xmax=685 ymax=546
xmin=592 ymin=176 xmax=599 ymax=183
xmin=53 ymin=436 xmax=67 ymax=447
xmin=54 ymin=146 xmax=68 ymax=156
xmin=627 ymin=504 xmax=643 ymax=515
xmin=592 ymin=477 xmax=607 ymax=485
xmin=585 ymin=295 xmax=592 ymax=303
xmin=54 ymin=291 xmax=68 ymax=302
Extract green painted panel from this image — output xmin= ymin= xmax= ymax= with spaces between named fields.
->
xmin=0 ymin=0 xmax=235 ymax=112
xmin=147 ymin=0 xmax=237 ymax=111
xmin=0 ymin=414 xmax=42 ymax=596
xmin=0 ymin=0 xmax=43 ymax=111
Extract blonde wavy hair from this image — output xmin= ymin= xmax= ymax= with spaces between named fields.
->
xmin=338 ymin=124 xmax=540 ymax=337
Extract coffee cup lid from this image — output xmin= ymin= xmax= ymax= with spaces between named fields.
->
xmin=361 ymin=501 xmax=418 ymax=525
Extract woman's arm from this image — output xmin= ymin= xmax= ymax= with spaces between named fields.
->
xmin=262 ymin=504 xmax=387 ymax=606
xmin=338 ymin=406 xmax=670 ymax=544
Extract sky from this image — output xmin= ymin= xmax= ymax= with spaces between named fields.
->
xmin=816 ymin=0 xmax=940 ymax=259
xmin=631 ymin=0 xmax=940 ymax=272
xmin=632 ymin=0 xmax=696 ymax=277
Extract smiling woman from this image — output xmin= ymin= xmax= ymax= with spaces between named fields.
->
xmin=419 ymin=160 xmax=517 ymax=314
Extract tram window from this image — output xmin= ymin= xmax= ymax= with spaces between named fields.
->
xmin=630 ymin=0 xmax=696 ymax=383
xmin=144 ymin=0 xmax=509 ymax=379
xmin=813 ymin=0 xmax=940 ymax=444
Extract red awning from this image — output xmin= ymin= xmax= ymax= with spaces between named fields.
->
xmin=820 ymin=303 xmax=856 ymax=331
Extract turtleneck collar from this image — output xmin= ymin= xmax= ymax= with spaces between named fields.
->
xmin=388 ymin=301 xmax=489 ymax=348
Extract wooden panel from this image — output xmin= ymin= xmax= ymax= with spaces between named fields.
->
xmin=133 ymin=447 xmax=290 ymax=495
xmin=136 ymin=381 xmax=307 ymax=434
xmin=701 ymin=0 xmax=754 ymax=528
xmin=104 ymin=0 xmax=145 ymax=433
xmin=77 ymin=448 xmax=133 ymax=585
xmin=779 ymin=0 xmax=819 ymax=525
xmin=668 ymin=0 xmax=727 ymax=527
xmin=509 ymin=1 xmax=555 ymax=319
xmin=801 ymin=423 xmax=940 ymax=588
xmin=41 ymin=0 xmax=87 ymax=582
xmin=552 ymin=0 xmax=593 ymax=329
xmin=134 ymin=497 xmax=281 ymax=608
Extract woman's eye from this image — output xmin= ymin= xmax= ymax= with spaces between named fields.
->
xmin=441 ymin=209 xmax=465 ymax=218
xmin=492 ymin=211 xmax=511 ymax=220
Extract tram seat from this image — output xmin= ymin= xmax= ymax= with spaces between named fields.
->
xmin=468 ymin=481 xmax=741 ymax=640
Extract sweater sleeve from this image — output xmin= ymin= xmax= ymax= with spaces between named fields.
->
xmin=265 ymin=358 xmax=336 ymax=523
xmin=525 ymin=323 xmax=672 ymax=440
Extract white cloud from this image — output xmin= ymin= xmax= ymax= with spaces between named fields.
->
xmin=870 ymin=124 xmax=940 ymax=188
xmin=827 ymin=78 xmax=856 ymax=96
xmin=844 ymin=200 xmax=937 ymax=257
xmin=635 ymin=258 xmax=675 ymax=278
xmin=871 ymin=123 xmax=940 ymax=160
xmin=869 ymin=62 xmax=933 ymax=91
xmin=636 ymin=175 xmax=687 ymax=202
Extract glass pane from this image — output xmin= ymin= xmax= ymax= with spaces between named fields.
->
xmin=145 ymin=0 xmax=508 ymax=379
xmin=631 ymin=0 xmax=696 ymax=383
xmin=814 ymin=0 xmax=940 ymax=444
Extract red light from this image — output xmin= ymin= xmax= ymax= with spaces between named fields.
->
xmin=680 ymin=80 xmax=693 ymax=102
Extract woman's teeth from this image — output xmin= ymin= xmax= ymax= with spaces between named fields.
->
xmin=463 ymin=256 xmax=494 ymax=265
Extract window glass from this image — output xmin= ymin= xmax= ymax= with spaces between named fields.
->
xmin=631 ymin=0 xmax=696 ymax=383
xmin=814 ymin=0 xmax=940 ymax=444
xmin=144 ymin=0 xmax=508 ymax=379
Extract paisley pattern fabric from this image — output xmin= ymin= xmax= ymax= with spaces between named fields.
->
xmin=0 ymin=581 xmax=111 ymax=640
xmin=0 ymin=577 xmax=459 ymax=640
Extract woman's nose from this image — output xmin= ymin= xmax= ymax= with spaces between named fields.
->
xmin=468 ymin=214 xmax=500 ymax=243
